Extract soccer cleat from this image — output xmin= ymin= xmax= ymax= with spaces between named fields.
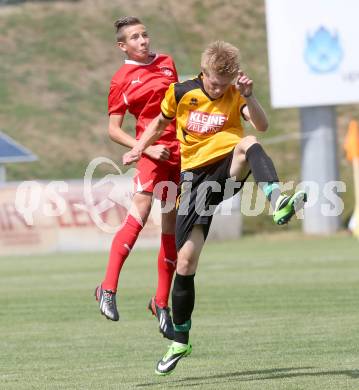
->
xmin=94 ymin=285 xmax=119 ymax=321
xmin=155 ymin=342 xmax=192 ymax=376
xmin=273 ymin=190 xmax=307 ymax=225
xmin=148 ymin=297 xmax=174 ymax=340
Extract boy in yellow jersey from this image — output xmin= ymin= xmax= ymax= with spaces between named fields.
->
xmin=123 ymin=41 xmax=307 ymax=375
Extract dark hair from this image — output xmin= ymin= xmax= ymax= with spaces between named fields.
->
xmin=114 ymin=16 xmax=143 ymax=42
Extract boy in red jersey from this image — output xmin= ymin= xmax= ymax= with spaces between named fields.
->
xmin=94 ymin=16 xmax=180 ymax=340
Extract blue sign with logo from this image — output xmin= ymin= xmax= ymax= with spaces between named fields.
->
xmin=304 ymin=26 xmax=343 ymax=73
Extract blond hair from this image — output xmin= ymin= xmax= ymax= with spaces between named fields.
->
xmin=201 ymin=41 xmax=240 ymax=78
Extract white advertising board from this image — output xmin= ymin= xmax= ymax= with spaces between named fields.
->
xmin=0 ymin=179 xmax=161 ymax=256
xmin=265 ymin=0 xmax=359 ymax=108
xmin=0 ymin=178 xmax=242 ymax=256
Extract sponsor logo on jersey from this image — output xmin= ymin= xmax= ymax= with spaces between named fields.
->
xmin=186 ymin=110 xmax=227 ymax=134
xmin=160 ymin=66 xmax=174 ymax=77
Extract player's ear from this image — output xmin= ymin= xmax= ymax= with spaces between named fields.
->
xmin=117 ymin=41 xmax=127 ymax=53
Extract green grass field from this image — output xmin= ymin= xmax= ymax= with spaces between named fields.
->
xmin=1 ymin=233 xmax=359 ymax=389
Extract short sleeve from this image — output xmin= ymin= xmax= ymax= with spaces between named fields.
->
xmin=108 ymin=81 xmax=128 ymax=116
xmin=161 ymin=83 xmax=177 ymax=119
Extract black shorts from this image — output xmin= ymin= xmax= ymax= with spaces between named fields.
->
xmin=175 ymin=150 xmax=250 ymax=251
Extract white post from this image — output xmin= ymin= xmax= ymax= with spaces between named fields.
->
xmin=300 ymin=106 xmax=341 ymax=234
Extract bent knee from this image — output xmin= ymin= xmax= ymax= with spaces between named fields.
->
xmin=240 ymin=135 xmax=259 ymax=151
xmin=176 ymin=257 xmax=195 ymax=275
xmin=234 ymin=135 xmax=259 ymax=156
xmin=130 ymin=192 xmax=153 ymax=223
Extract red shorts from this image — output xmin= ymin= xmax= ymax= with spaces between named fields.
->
xmin=134 ymin=155 xmax=180 ymax=202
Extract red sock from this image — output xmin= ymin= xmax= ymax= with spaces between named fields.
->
xmin=102 ymin=214 xmax=143 ymax=292
xmin=155 ymin=234 xmax=177 ymax=308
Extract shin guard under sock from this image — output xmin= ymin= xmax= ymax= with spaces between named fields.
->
xmin=245 ymin=143 xmax=281 ymax=208
xmin=172 ymin=273 xmax=195 ymax=344
xmin=102 ymin=214 xmax=143 ymax=292
xmin=155 ymin=234 xmax=177 ymax=308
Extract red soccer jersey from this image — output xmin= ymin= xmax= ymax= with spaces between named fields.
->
xmin=108 ymin=53 xmax=178 ymax=147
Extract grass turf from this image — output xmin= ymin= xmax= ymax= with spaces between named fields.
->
xmin=1 ymin=233 xmax=359 ymax=389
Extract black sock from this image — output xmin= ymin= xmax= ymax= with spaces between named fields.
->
xmin=172 ymin=273 xmax=195 ymax=344
xmin=245 ymin=143 xmax=281 ymax=208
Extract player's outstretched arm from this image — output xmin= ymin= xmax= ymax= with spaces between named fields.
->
xmin=123 ymin=113 xmax=171 ymax=165
xmin=235 ymin=71 xmax=268 ymax=132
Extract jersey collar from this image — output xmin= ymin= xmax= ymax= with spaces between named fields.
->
xmin=125 ymin=53 xmax=158 ymax=66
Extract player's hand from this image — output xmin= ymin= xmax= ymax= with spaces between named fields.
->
xmin=235 ymin=70 xmax=253 ymax=97
xmin=145 ymin=144 xmax=170 ymax=161
xmin=123 ymin=149 xmax=141 ymax=165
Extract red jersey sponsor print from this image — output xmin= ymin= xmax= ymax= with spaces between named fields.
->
xmin=108 ymin=54 xmax=178 ymax=147
xmin=186 ymin=110 xmax=228 ymax=134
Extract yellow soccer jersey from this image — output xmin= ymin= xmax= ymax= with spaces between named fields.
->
xmin=161 ymin=74 xmax=247 ymax=171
